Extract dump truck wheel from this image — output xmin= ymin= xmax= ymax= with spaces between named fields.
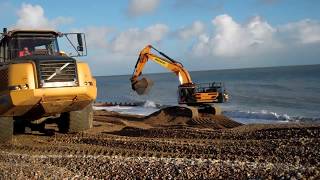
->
xmin=58 ymin=103 xmax=93 ymax=133
xmin=0 ymin=117 xmax=13 ymax=143
xmin=13 ymin=118 xmax=26 ymax=134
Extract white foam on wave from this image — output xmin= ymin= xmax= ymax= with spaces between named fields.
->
xmin=94 ymin=104 xmax=319 ymax=124
xmin=94 ymin=106 xmax=132 ymax=111
xmin=94 ymin=105 xmax=159 ymax=116
xmin=143 ymin=100 xmax=157 ymax=108
xmin=223 ymin=110 xmax=294 ymax=124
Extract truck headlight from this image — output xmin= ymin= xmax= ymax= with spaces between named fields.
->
xmin=22 ymin=84 xmax=29 ymax=89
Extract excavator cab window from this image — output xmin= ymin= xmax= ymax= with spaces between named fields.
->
xmin=178 ymin=86 xmax=196 ymax=104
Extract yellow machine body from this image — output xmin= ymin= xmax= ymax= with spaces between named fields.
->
xmin=131 ymin=45 xmax=227 ymax=105
xmin=0 ymin=61 xmax=96 ymax=119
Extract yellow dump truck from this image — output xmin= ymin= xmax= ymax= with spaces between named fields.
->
xmin=0 ymin=28 xmax=97 ymax=142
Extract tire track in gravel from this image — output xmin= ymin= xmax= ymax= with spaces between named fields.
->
xmin=1 ymin=125 xmax=319 ymax=166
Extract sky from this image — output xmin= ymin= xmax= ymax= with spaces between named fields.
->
xmin=0 ymin=0 xmax=320 ymax=76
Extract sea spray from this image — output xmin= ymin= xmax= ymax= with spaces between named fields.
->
xmin=143 ymin=100 xmax=157 ymax=108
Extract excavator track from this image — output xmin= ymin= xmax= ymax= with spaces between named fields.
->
xmin=190 ymin=117 xmax=221 ymax=129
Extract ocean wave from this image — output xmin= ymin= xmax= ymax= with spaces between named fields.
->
xmin=223 ymin=110 xmax=293 ymax=122
xmin=93 ymin=105 xmax=159 ymax=116
xmin=223 ymin=110 xmax=320 ymax=123
xmin=94 ymin=105 xmax=133 ymax=111
xmin=292 ymin=116 xmax=320 ymax=122
xmin=94 ymin=104 xmax=320 ymax=123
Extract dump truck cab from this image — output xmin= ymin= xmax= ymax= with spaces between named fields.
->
xmin=0 ymin=28 xmax=97 ymax=142
xmin=1 ymin=30 xmax=61 ymax=59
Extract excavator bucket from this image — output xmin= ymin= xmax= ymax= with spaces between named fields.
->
xmin=133 ymin=77 xmax=154 ymax=95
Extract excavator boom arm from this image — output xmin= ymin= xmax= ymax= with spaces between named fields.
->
xmin=131 ymin=45 xmax=192 ymax=85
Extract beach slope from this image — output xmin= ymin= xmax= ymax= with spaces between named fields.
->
xmin=0 ymin=108 xmax=319 ymax=179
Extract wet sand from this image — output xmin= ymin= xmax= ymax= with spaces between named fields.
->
xmin=0 ymin=108 xmax=319 ymax=179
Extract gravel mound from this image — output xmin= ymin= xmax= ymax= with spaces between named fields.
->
xmin=143 ymin=106 xmax=242 ymax=129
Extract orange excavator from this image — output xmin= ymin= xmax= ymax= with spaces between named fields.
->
xmin=130 ymin=45 xmax=228 ymax=117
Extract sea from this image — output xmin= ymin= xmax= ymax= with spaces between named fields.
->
xmin=95 ymin=64 xmax=320 ymax=124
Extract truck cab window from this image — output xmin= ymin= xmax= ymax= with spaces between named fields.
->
xmin=10 ymin=36 xmax=60 ymax=59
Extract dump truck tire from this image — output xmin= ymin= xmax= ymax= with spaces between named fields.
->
xmin=58 ymin=103 xmax=93 ymax=133
xmin=69 ymin=103 xmax=93 ymax=132
xmin=13 ymin=118 xmax=26 ymax=134
xmin=0 ymin=117 xmax=13 ymax=143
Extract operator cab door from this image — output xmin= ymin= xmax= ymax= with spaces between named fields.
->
xmin=178 ymin=86 xmax=196 ymax=104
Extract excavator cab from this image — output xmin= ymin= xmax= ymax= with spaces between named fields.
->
xmin=178 ymin=84 xmax=196 ymax=104
xmin=178 ymin=82 xmax=228 ymax=105
xmin=195 ymin=82 xmax=228 ymax=103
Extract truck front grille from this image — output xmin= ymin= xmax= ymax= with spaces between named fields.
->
xmin=38 ymin=60 xmax=78 ymax=88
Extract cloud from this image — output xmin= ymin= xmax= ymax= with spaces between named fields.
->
xmin=84 ymin=14 xmax=320 ymax=75
xmin=51 ymin=16 xmax=74 ymax=27
xmin=110 ymin=24 xmax=169 ymax=55
xmin=192 ymin=14 xmax=277 ymax=57
xmin=175 ymin=21 xmax=205 ymax=40
xmin=15 ymin=3 xmax=49 ymax=29
xmin=74 ymin=23 xmax=169 ymax=75
xmin=279 ymin=19 xmax=320 ymax=44
xmin=188 ymin=14 xmax=320 ymax=73
xmin=15 ymin=3 xmax=73 ymax=29
xmin=82 ymin=27 xmax=113 ymax=49
xmin=127 ymin=0 xmax=160 ymax=17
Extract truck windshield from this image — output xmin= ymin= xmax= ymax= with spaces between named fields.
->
xmin=10 ymin=35 xmax=59 ymax=59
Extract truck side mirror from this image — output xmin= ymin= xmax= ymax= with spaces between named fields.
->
xmin=77 ymin=33 xmax=84 ymax=52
